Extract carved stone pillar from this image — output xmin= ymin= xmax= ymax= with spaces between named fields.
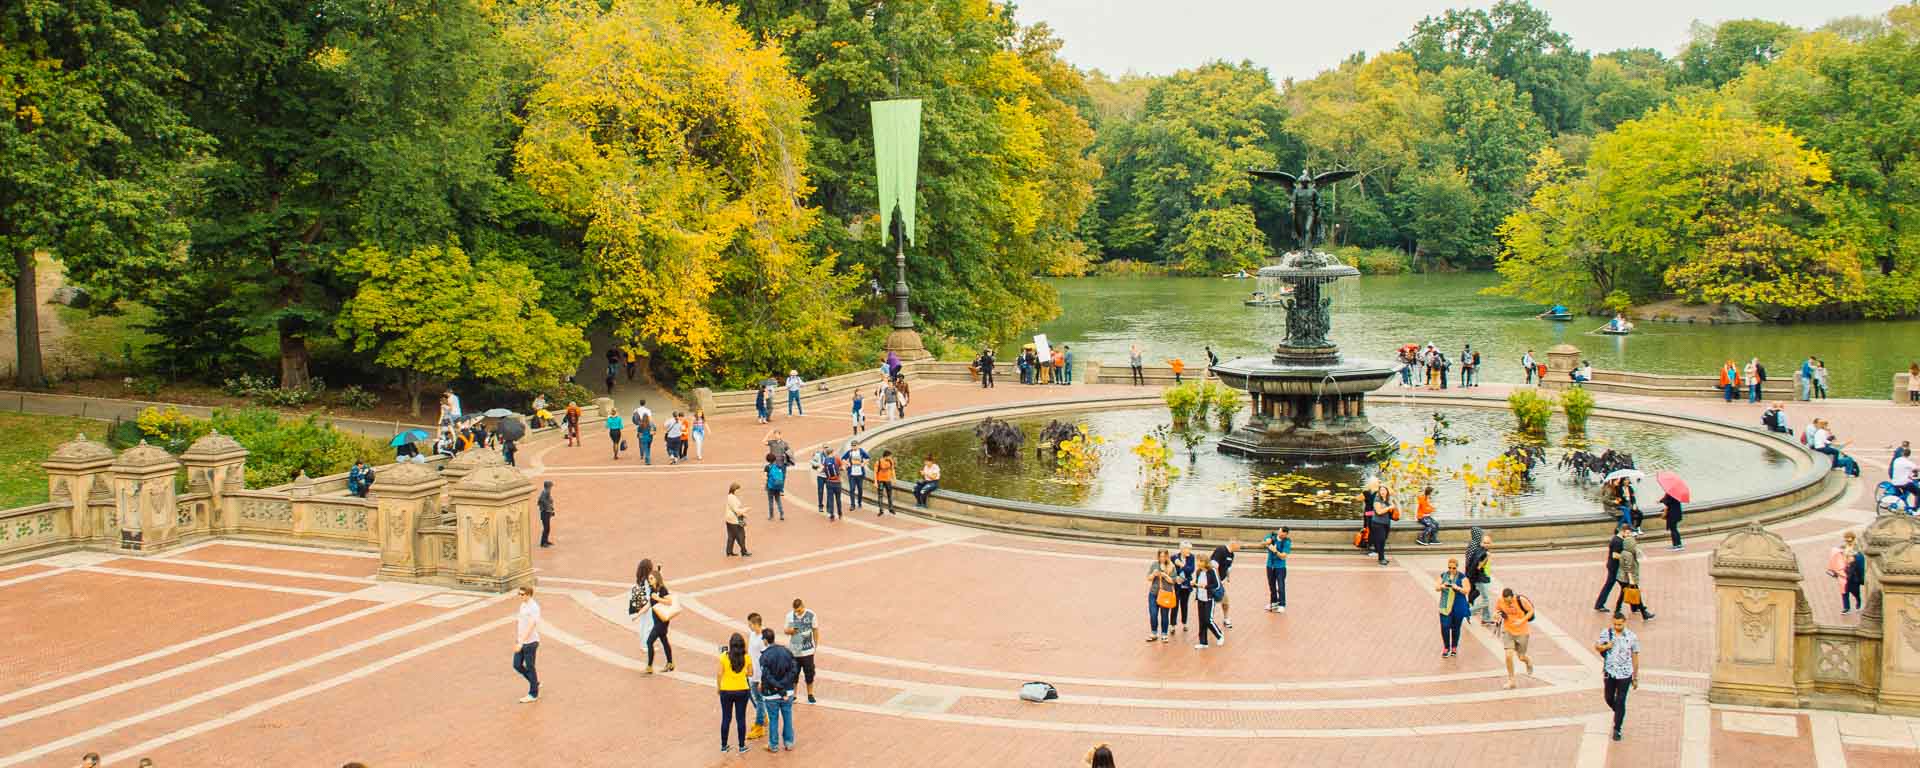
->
xmin=1877 ymin=542 xmax=1920 ymax=715
xmin=180 ymin=432 xmax=248 ymax=531
xmin=1543 ymin=344 xmax=1581 ymax=391
xmin=372 ymin=463 xmax=446 ymax=581
xmin=450 ymin=464 xmax=535 ymax=592
xmin=1709 ymin=523 xmax=1807 ymax=708
xmin=110 ymin=441 xmax=182 ymax=553
xmin=287 ymin=472 xmax=316 ymax=536
xmin=441 ymin=447 xmax=503 ymax=486
xmin=41 ymin=434 xmax=116 ymax=543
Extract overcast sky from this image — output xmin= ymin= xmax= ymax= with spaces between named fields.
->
xmin=1011 ymin=0 xmax=1904 ymax=82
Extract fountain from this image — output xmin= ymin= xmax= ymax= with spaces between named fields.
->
xmin=1211 ymin=168 xmax=1397 ymax=461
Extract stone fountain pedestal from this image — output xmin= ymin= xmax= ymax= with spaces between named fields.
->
xmin=1211 ymin=250 xmax=1399 ymax=462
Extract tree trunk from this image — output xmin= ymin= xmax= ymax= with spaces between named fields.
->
xmin=13 ymin=248 xmax=46 ymax=389
xmin=277 ymin=327 xmax=310 ymax=390
xmin=406 ymin=370 xmax=422 ymax=417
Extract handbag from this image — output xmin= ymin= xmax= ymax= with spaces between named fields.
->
xmin=1155 ymin=585 xmax=1177 ymax=609
xmin=652 ymin=595 xmax=683 ymax=622
xmin=627 ymin=585 xmax=643 ymax=615
xmin=1621 ymin=585 xmax=1642 ymax=605
xmin=1388 ymin=505 xmax=1402 ymax=521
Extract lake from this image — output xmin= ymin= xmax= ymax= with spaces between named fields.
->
xmin=1005 ymin=273 xmax=1920 ymax=399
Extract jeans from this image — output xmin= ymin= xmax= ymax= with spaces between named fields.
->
xmin=1749 ymin=383 xmax=1762 ymax=402
xmin=1401 ymin=366 xmax=1413 ymax=385
xmin=540 ymin=513 xmax=552 ymax=546
xmin=646 ymin=619 xmax=673 ymax=666
xmin=764 ymin=694 xmax=795 ymax=749
xmin=824 ymin=485 xmax=842 ymax=519
xmin=1617 ymin=503 xmax=1635 ymax=530
xmin=848 ymin=476 xmax=865 ymax=509
xmin=1440 ymin=613 xmax=1464 ymax=650
xmin=815 ymin=476 xmax=828 ymax=510
xmin=1723 ymin=384 xmax=1736 ymax=402
xmin=1196 ymin=600 xmax=1220 ymax=646
xmin=1463 ymin=367 xmax=1475 ymax=386
xmin=1595 ymin=566 xmax=1619 ymax=609
xmin=751 ymin=685 xmax=767 ymax=726
xmin=1844 ymin=577 xmax=1863 ymax=612
xmin=720 ymin=689 xmax=749 ymax=747
xmin=513 ymin=642 xmax=539 ymax=697
xmin=875 ymin=482 xmax=895 ymax=514
xmin=1470 ymin=581 xmax=1492 ymax=623
xmin=787 ymin=390 xmax=802 ymax=415
xmin=1419 ymin=516 xmax=1440 ymax=544
xmin=1799 ymin=375 xmax=1810 ymax=401
xmin=1062 ymin=364 xmax=1072 ymax=384
xmin=1525 ymin=367 xmax=1536 ymax=385
xmin=1266 ymin=566 xmax=1286 ymax=607
xmin=913 ymin=480 xmax=939 ymax=506
xmin=1148 ymin=594 xmax=1170 ymax=635
xmin=725 ymin=522 xmax=748 ymax=555
xmin=767 ymin=488 xmax=784 ymax=520
xmin=638 ymin=434 xmax=653 ymax=464
xmin=1603 ymin=676 xmax=1632 ymax=733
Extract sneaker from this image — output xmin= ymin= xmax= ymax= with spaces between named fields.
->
xmin=1671 ymin=545 xmax=1685 ymax=551
xmin=1194 ymin=643 xmax=1209 ymax=650
xmin=1593 ymin=605 xmax=1608 ymax=612
xmin=1502 ymin=680 xmax=1515 ymax=690
xmin=664 ymin=663 xmax=675 ymax=672
xmin=1440 ymin=649 xmax=1450 ymax=657
xmin=1612 ymin=730 xmax=1622 ymax=742
xmin=767 ymin=746 xmax=781 ymax=754
xmin=1276 ymin=606 xmax=1285 ymax=613
xmin=1217 ymin=634 xmax=1226 ymax=646
xmin=807 ymin=694 xmax=817 ymax=704
xmin=1224 ymin=620 xmax=1233 ymax=629
xmin=1525 ymin=659 xmax=1535 ymax=676
xmin=721 ymin=745 xmax=730 ymax=754
xmin=1146 ymin=635 xmax=1159 ymax=643
xmin=519 ymin=695 xmax=538 ymax=703
xmin=1641 ymin=611 xmax=1656 ymax=621
xmin=738 ymin=745 xmax=748 ymax=754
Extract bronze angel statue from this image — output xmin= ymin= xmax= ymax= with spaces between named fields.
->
xmin=1247 ymin=167 xmax=1359 ymax=251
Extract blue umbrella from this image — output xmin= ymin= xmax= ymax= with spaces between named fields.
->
xmin=389 ymin=429 xmax=429 ymax=447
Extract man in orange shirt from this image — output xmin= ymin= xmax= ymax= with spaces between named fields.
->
xmin=1496 ymin=588 xmax=1535 ymax=689
xmin=1414 ymin=486 xmax=1438 ymax=545
xmin=872 ymin=450 xmax=897 ymax=515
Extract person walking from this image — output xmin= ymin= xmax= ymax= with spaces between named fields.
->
xmin=758 ymin=629 xmax=798 ymax=752
xmin=724 ymin=483 xmax=752 ymax=557
xmin=820 ymin=450 xmax=844 ymax=521
xmin=632 ymin=560 xmax=677 ymax=674
xmin=511 ymin=585 xmax=541 ymax=703
xmin=872 ymin=450 xmax=897 ymax=514
xmin=606 ymin=411 xmax=626 ymax=461
xmin=1596 ymin=612 xmax=1641 ymax=741
xmin=1495 ymin=587 xmax=1536 ymax=689
xmin=1146 ymin=549 xmax=1176 ymax=642
xmin=1413 ymin=486 xmax=1439 ymax=545
xmin=564 ymin=401 xmax=582 ymax=447
xmin=1192 ymin=557 xmax=1224 ymax=649
xmin=894 ymin=376 xmax=912 ymax=418
xmin=1436 ymin=557 xmax=1471 ymax=657
xmin=691 ymin=411 xmax=708 ymax=461
xmin=912 ymin=455 xmax=941 ymax=507
xmin=717 ymin=632 xmax=755 ymax=754
xmin=1129 ymin=344 xmax=1145 ymax=385
xmin=1263 ymin=526 xmax=1290 ymax=613
xmin=537 ymin=481 xmax=556 ymax=548
xmin=1594 ymin=524 xmax=1625 ymax=611
xmin=635 ymin=412 xmax=655 ymax=465
xmin=1611 ymin=531 xmax=1655 ymax=621
xmin=1659 ymin=492 xmax=1684 ymax=550
xmin=1826 ymin=531 xmax=1858 ymax=611
xmin=785 ymin=370 xmax=804 ymax=415
xmin=1209 ymin=540 xmax=1239 ymax=629
xmin=604 ymin=356 xmax=618 ymax=395
xmin=664 ymin=411 xmax=686 ymax=464
xmin=850 ymin=389 xmax=867 ymax=436
xmin=625 ymin=346 xmax=638 ymax=382
xmin=1522 ymin=349 xmax=1537 ymax=385
xmin=1466 ymin=528 xmax=1495 ymax=627
xmin=1172 ymin=542 xmax=1197 ymax=634
xmin=764 ymin=452 xmax=788 ymax=521
xmin=1842 ymin=535 xmax=1867 ymax=615
xmin=842 ymin=441 xmax=870 ymax=512
xmin=785 ymin=599 xmax=821 ymax=703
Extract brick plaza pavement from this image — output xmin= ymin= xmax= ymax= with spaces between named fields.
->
xmin=3 ymin=377 xmax=1918 ymax=766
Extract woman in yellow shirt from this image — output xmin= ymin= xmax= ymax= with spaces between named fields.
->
xmin=718 ymin=632 xmax=755 ymax=753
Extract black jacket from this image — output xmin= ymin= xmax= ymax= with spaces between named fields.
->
xmin=759 ymin=644 xmax=799 ymax=696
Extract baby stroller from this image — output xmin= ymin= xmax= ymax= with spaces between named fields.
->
xmin=1877 ymin=481 xmax=1917 ymax=515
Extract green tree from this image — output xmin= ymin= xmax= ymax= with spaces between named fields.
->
xmin=1401 ymin=1 xmax=1590 ymax=133
xmin=515 ymin=0 xmax=858 ymax=387
xmin=1426 ymin=66 xmax=1547 ymax=266
xmin=336 ymin=241 xmax=587 ymax=416
xmin=1676 ymin=19 xmax=1799 ymax=88
xmin=1583 ymin=49 xmax=1674 ymax=131
xmin=1398 ymin=166 xmax=1479 ymax=266
xmin=1 ymin=1 xmax=206 ymax=387
xmin=179 ymin=0 xmax=512 ymax=390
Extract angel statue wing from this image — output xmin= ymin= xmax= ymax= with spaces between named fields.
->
xmin=1309 ymin=169 xmax=1359 ymax=186
xmin=1246 ymin=169 xmax=1299 ymax=188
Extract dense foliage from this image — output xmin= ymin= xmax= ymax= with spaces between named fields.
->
xmin=129 ymin=406 xmax=387 ymax=488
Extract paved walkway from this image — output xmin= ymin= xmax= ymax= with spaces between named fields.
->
xmin=4 ymin=378 xmax=1918 ymax=767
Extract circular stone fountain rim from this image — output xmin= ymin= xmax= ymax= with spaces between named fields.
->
xmin=846 ymin=392 xmax=1832 ymax=532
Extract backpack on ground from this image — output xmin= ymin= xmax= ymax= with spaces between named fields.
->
xmin=1018 ymin=681 xmax=1058 ymax=703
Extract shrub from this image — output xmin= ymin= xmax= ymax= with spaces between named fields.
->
xmin=1092 ymin=259 xmax=1169 ymax=278
xmin=222 ymin=373 xmax=277 ymax=398
xmin=1163 ymin=382 xmax=1202 ymax=427
xmin=1209 ymin=384 xmax=1244 ymax=431
xmin=135 ymin=406 xmax=210 ymax=453
xmin=123 ymin=376 xmax=164 ymax=398
xmin=1054 ymin=424 xmax=1105 ymax=481
xmin=333 ymin=385 xmax=380 ymax=411
xmin=130 ymin=406 xmax=387 ymax=488
xmin=1331 ymin=246 xmax=1411 ymax=275
xmin=1561 ymin=386 xmax=1596 ymax=433
xmin=222 ymin=373 xmax=327 ymax=407
xmin=1191 ymin=381 xmax=1215 ymax=426
xmin=1507 ymin=389 xmax=1555 ymax=435
xmin=1131 ymin=425 xmax=1178 ymax=488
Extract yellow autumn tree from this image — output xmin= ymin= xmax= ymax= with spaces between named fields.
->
xmin=513 ymin=0 xmax=857 ymax=386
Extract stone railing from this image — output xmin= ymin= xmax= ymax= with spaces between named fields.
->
xmin=0 ymin=428 xmax=548 ymax=592
xmin=688 ymin=357 xmax=1212 ymax=415
xmin=1709 ymin=515 xmax=1920 ymax=714
xmin=1895 ymin=373 xmax=1914 ymax=405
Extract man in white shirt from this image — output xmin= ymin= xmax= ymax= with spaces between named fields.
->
xmin=512 ymin=585 xmax=541 ymax=703
xmin=785 ymin=599 xmax=821 ymax=703
xmin=631 ymin=399 xmax=653 ymax=426
xmin=785 ymin=371 xmax=804 ymax=416
xmin=1891 ymin=449 xmax=1919 ymax=508
xmin=446 ymin=390 xmax=462 ymax=421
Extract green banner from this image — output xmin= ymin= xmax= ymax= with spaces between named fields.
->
xmin=871 ymin=98 xmax=922 ymax=245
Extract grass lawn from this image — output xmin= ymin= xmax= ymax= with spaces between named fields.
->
xmin=0 ymin=412 xmax=110 ymax=509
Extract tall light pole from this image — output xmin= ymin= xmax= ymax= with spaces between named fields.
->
xmin=872 ymin=98 xmax=929 ymax=361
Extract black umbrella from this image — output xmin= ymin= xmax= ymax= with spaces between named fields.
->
xmin=496 ymin=416 xmax=527 ymax=441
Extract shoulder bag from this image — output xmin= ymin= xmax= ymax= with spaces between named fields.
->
xmin=652 ymin=593 xmax=682 ymax=623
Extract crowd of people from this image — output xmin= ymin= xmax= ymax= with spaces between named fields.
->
xmin=1395 ymin=342 xmax=1487 ymax=389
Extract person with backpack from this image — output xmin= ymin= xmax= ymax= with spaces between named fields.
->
xmin=1191 ymin=557 xmax=1225 ymax=649
xmin=1436 ymin=557 xmax=1471 ymax=657
xmin=1611 ymin=531 xmax=1655 ymax=621
xmin=1460 ymin=344 xmax=1476 ymax=387
xmin=1465 ymin=528 xmax=1494 ymax=627
xmin=757 ymin=628 xmax=798 ymax=752
xmin=764 ymin=453 xmax=787 ymax=521
xmin=1263 ymin=526 xmax=1290 ymax=613
xmin=842 ymin=441 xmax=870 ymax=511
xmin=1596 ymin=612 xmax=1641 ymax=742
xmin=1495 ymin=587 xmax=1535 ymax=689
xmin=820 ymin=450 xmax=844 ymax=521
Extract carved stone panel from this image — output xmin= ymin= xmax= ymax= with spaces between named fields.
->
xmin=1733 ymin=588 xmax=1780 ymax=665
xmin=1894 ymin=597 xmax=1920 ymax=676
xmin=1816 ymin=637 xmax=1857 ymax=683
xmin=238 ymin=498 xmax=294 ymax=526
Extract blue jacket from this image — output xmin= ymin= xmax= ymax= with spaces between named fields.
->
xmin=759 ymin=644 xmax=799 ymax=695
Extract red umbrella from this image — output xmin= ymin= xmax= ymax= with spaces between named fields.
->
xmin=1655 ymin=471 xmax=1691 ymax=504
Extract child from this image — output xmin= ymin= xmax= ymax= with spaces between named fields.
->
xmin=1415 ymin=487 xmax=1439 ymax=545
